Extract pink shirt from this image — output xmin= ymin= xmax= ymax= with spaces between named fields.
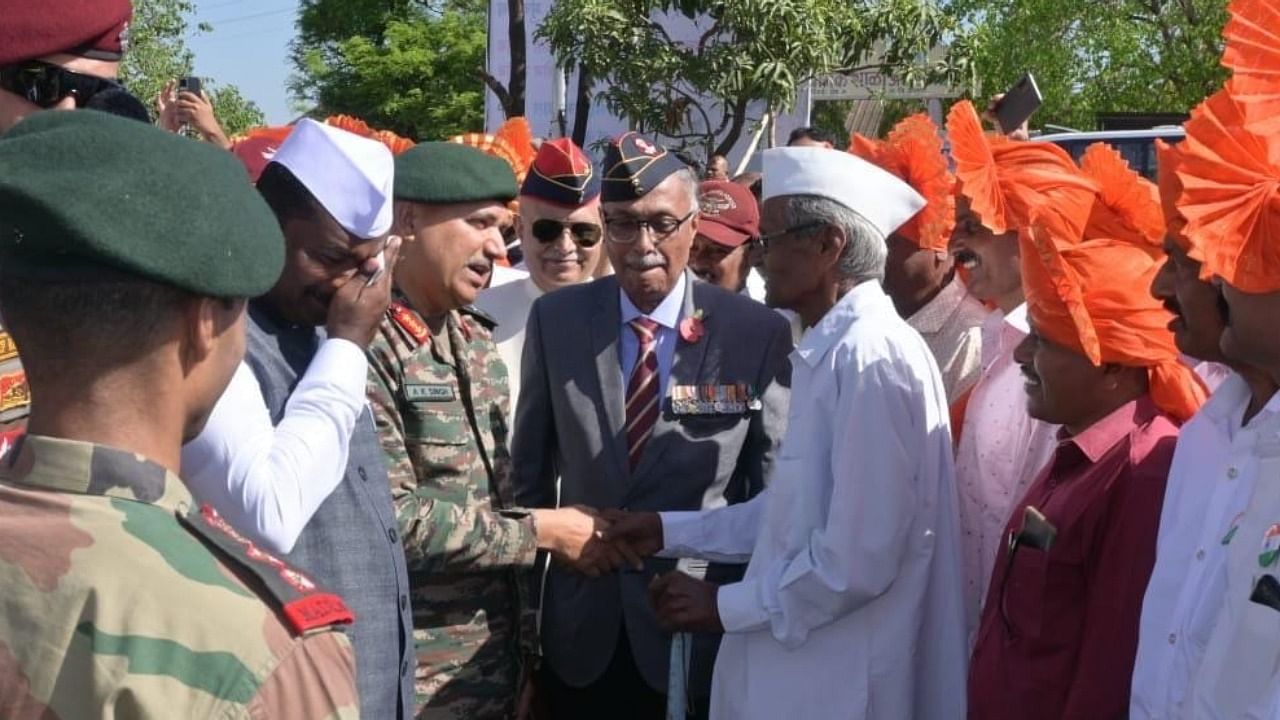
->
xmin=954 ymin=304 xmax=1060 ymax=640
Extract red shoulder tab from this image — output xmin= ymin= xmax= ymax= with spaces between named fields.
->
xmin=389 ymin=302 xmax=430 ymax=345
xmin=181 ymin=505 xmax=355 ymax=634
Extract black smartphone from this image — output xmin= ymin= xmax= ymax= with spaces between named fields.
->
xmin=178 ymin=76 xmax=202 ymax=98
xmin=994 ymin=72 xmax=1042 ymax=134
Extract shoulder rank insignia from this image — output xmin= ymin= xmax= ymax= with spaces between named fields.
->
xmin=180 ymin=505 xmax=355 ymax=634
xmin=0 ymin=332 xmax=19 ymax=363
xmin=460 ymin=304 xmax=498 ymax=330
xmin=389 ymin=302 xmax=430 ymax=345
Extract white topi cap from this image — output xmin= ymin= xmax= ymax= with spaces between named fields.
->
xmin=761 ymin=146 xmax=926 ymax=239
xmin=270 ymin=119 xmax=394 ymax=240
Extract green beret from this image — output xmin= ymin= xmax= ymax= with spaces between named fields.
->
xmin=394 ymin=142 xmax=518 ymax=205
xmin=0 ymin=110 xmax=284 ymax=297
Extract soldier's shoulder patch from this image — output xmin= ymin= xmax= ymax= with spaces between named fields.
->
xmin=460 ymin=304 xmax=498 ymax=330
xmin=179 ymin=504 xmax=354 ymax=635
xmin=388 ymin=302 xmax=430 ymax=346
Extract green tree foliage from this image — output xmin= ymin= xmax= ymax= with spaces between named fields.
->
xmin=946 ymin=0 xmax=1229 ymax=130
xmin=119 ymin=0 xmax=265 ymax=136
xmin=538 ymin=0 xmax=973 ymax=156
xmin=291 ymin=0 xmax=491 ymax=140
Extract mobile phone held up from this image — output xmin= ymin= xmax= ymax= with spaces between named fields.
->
xmin=994 ymin=73 xmax=1043 ymax=135
xmin=178 ymin=76 xmax=202 ymax=99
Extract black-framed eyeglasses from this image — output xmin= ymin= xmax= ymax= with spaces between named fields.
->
xmin=531 ymin=219 xmax=603 ymax=248
xmin=756 ymin=221 xmax=826 ymax=251
xmin=998 ymin=505 xmax=1057 ymax=636
xmin=604 ymin=210 xmax=696 ymax=245
xmin=0 ymin=61 xmax=124 ymax=109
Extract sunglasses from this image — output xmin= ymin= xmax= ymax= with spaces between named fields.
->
xmin=0 ymin=61 xmax=123 ymax=109
xmin=531 ymin=219 xmax=603 ymax=248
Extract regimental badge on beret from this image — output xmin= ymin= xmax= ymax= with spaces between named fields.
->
xmin=520 ymin=137 xmax=600 ymax=208
xmin=601 ymin=131 xmax=690 ymax=203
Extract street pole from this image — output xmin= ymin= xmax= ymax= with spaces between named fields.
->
xmin=554 ymin=66 xmax=568 ymax=138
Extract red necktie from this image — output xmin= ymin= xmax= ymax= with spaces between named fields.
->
xmin=625 ymin=318 xmax=661 ymax=472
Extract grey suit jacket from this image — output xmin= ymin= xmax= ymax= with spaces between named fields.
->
xmin=511 ymin=272 xmax=792 ymax=696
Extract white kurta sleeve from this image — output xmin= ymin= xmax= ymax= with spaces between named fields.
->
xmin=180 ymin=338 xmax=368 ymax=554
xmin=657 ymin=489 xmax=769 ymax=564
xmin=717 ymin=359 xmax=919 ymax=648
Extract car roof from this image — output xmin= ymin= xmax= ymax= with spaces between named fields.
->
xmin=1032 ymin=127 xmax=1185 ymax=142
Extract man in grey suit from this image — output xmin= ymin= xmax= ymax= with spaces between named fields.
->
xmin=511 ymin=132 xmax=792 ymax=719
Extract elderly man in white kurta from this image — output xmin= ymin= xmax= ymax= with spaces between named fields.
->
xmin=608 ymin=147 xmax=968 ymax=720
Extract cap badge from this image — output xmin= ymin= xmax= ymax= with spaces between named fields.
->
xmin=700 ymin=190 xmax=736 ymax=217
xmin=635 ymin=138 xmax=658 ymax=157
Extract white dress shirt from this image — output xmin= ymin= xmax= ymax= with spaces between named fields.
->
xmin=1183 ymin=416 xmax=1280 ymax=719
xmin=619 ymin=272 xmax=686 ymax=395
xmin=659 ymin=282 xmax=968 ymax=720
xmin=1132 ymin=373 xmax=1280 ymax=720
xmin=180 ymin=338 xmax=368 ymax=554
xmin=475 ymin=275 xmax=544 ymax=417
xmin=953 ymin=303 xmax=1059 ymax=638
xmin=906 ymin=277 xmax=987 ymax=403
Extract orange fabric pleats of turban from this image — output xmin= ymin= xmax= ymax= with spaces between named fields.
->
xmin=849 ymin=114 xmax=956 ymax=252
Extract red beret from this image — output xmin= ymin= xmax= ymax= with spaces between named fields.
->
xmin=697 ymin=180 xmax=759 ymax=248
xmin=0 ymin=0 xmax=133 ymax=65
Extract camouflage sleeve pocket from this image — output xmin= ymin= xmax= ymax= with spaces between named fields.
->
xmin=403 ymin=401 xmax=470 ymax=446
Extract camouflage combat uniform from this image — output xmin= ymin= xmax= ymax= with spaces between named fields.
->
xmin=0 ymin=435 xmax=360 ymax=719
xmin=367 ymin=299 xmax=538 ymax=720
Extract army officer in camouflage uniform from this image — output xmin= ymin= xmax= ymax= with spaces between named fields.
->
xmin=368 ymin=143 xmax=625 ymax=719
xmin=0 ymin=112 xmax=358 ymax=716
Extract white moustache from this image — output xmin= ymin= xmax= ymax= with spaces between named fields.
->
xmin=627 ymin=254 xmax=667 ymax=271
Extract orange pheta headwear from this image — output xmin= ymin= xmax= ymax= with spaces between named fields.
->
xmin=848 ymin=114 xmax=955 ymax=252
xmin=1079 ymin=142 xmax=1165 ymax=247
xmin=229 ymin=116 xmax=416 ymax=182
xmin=1154 ymin=139 xmax=1196 ymax=254
xmin=1175 ymin=87 xmax=1280 ymax=293
xmin=1221 ymin=0 xmax=1280 ymax=136
xmin=946 ymin=100 xmax=1099 ymax=242
xmin=448 ymin=117 xmax=537 ymax=186
xmin=1020 ymin=213 xmax=1207 ymax=422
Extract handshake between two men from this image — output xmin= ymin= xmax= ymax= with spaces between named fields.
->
xmin=531 ymin=507 xmax=725 ymax=634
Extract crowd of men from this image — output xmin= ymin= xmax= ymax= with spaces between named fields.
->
xmin=3 ymin=0 xmax=1280 ymax=719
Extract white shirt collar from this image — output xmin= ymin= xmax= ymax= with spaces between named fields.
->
xmin=795 ymin=281 xmax=890 ymax=367
xmin=619 ymin=272 xmax=687 ymax=330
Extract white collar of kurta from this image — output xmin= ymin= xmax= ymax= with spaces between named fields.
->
xmin=619 ymin=271 xmax=687 ymax=330
xmin=794 ymin=281 xmax=890 ymax=367
xmin=1198 ymin=371 xmax=1280 ymax=437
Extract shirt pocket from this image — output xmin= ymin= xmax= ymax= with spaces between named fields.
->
xmin=1003 ymin=545 xmax=1050 ymax=640
xmin=403 ymin=400 xmax=470 ymax=446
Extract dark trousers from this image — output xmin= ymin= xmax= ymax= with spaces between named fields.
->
xmin=540 ymin=630 xmax=710 ymax=720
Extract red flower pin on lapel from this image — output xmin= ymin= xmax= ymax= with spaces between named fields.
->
xmin=679 ymin=309 xmax=706 ymax=343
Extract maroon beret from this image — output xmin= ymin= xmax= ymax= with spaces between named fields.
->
xmin=0 ymin=0 xmax=133 ymax=65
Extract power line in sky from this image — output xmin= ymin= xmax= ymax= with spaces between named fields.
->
xmin=205 ymin=7 xmax=295 ymax=26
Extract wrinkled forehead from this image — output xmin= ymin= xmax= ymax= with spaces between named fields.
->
xmin=518 ymin=194 xmax=601 ymax=224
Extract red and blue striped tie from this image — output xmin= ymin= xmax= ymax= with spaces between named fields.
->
xmin=625 ymin=318 xmax=661 ymax=473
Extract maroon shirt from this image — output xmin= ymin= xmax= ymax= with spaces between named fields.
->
xmin=968 ymin=396 xmax=1178 ymax=720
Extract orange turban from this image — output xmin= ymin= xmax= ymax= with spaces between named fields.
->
xmin=449 ymin=117 xmax=537 ymax=186
xmin=229 ymin=116 xmax=416 ymax=182
xmin=1175 ymin=87 xmax=1280 ymax=293
xmin=1020 ymin=215 xmax=1207 ymax=422
xmin=946 ymin=100 xmax=1099 ymax=241
xmin=849 ymin=114 xmax=955 ymax=252
xmin=1154 ymin=139 xmax=1196 ymax=254
xmin=1221 ymin=0 xmax=1280 ymax=136
xmin=1079 ymin=142 xmax=1165 ymax=247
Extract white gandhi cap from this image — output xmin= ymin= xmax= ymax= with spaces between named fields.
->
xmin=269 ymin=119 xmax=394 ymax=239
xmin=761 ymin=146 xmax=926 ymax=239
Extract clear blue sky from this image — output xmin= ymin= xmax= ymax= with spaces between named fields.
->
xmin=186 ymin=0 xmax=301 ymax=124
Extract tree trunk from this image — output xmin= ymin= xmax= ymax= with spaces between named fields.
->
xmin=506 ymin=0 xmax=526 ymax=117
xmin=571 ymin=65 xmax=592 ymax=147
xmin=712 ymin=95 xmax=751 ymax=157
